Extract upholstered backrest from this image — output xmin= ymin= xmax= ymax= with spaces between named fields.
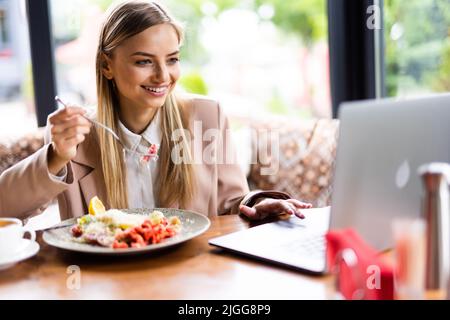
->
xmin=0 ymin=130 xmax=45 ymax=174
xmin=248 ymin=117 xmax=339 ymax=207
xmin=1 ymin=119 xmax=339 ymax=208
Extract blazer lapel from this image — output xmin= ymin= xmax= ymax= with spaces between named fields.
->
xmin=71 ymin=131 xmax=108 ymax=210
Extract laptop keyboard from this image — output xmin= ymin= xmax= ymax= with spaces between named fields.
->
xmin=278 ymin=234 xmax=326 ymax=259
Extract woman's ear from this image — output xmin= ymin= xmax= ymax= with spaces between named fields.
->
xmin=102 ymin=53 xmax=114 ymax=80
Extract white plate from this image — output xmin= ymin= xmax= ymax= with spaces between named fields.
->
xmin=0 ymin=239 xmax=40 ymax=271
xmin=43 ymin=208 xmax=210 ymax=255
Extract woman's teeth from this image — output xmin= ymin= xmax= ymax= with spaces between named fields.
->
xmin=142 ymin=86 xmax=167 ymax=93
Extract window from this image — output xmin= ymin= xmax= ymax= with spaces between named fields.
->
xmin=49 ymin=0 xmax=331 ymax=119
xmin=0 ymin=0 xmax=36 ymax=138
xmin=384 ymin=0 xmax=450 ymax=97
xmin=50 ymin=0 xmax=102 ymax=106
xmin=166 ymin=0 xmax=331 ymax=119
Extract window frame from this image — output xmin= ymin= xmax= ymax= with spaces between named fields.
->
xmin=327 ymin=0 xmax=385 ymax=118
xmin=26 ymin=0 xmax=57 ymax=127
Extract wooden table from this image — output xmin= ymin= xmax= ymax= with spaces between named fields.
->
xmin=0 ymin=215 xmax=335 ymax=299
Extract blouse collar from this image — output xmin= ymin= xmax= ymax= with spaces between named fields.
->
xmin=117 ymin=108 xmax=162 ymax=152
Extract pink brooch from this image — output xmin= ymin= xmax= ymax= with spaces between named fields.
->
xmin=140 ymin=143 xmax=159 ymax=163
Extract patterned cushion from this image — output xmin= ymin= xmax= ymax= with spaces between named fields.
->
xmin=0 ymin=130 xmax=45 ymax=174
xmin=248 ymin=118 xmax=339 ymax=207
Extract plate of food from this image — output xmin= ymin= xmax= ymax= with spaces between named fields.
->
xmin=43 ymin=197 xmax=211 ymax=255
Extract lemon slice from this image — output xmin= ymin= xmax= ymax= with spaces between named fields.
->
xmin=88 ymin=196 xmax=106 ymax=216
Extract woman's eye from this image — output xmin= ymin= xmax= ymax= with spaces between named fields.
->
xmin=136 ymin=59 xmax=152 ymax=65
xmin=168 ymin=57 xmax=180 ymax=64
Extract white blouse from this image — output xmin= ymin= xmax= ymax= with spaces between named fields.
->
xmin=117 ymin=109 xmax=162 ymax=209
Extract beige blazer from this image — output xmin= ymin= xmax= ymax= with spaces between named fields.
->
xmin=0 ymin=95 xmax=288 ymax=221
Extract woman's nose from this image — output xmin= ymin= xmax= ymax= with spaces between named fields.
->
xmin=152 ymin=64 xmax=169 ymax=83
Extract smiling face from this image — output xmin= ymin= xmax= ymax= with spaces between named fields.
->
xmin=103 ymin=23 xmax=181 ymax=122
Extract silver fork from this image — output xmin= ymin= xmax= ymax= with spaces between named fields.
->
xmin=41 ymin=221 xmax=75 ymax=232
xmin=55 ymin=96 xmax=122 ymax=143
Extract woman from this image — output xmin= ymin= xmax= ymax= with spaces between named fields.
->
xmin=0 ymin=0 xmax=311 ymax=221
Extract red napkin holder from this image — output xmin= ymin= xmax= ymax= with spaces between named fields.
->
xmin=326 ymin=228 xmax=395 ymax=300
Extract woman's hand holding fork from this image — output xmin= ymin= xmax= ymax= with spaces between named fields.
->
xmin=47 ymin=105 xmax=92 ymax=175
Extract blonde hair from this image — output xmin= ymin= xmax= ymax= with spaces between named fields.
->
xmin=95 ymin=0 xmax=195 ymax=209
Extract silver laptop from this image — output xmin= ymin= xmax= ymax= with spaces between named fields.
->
xmin=209 ymin=93 xmax=450 ymax=274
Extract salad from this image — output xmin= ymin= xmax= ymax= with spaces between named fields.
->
xmin=71 ymin=197 xmax=181 ymax=249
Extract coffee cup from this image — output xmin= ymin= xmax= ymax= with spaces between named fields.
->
xmin=0 ymin=218 xmax=36 ymax=259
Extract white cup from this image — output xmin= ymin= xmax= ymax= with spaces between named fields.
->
xmin=0 ymin=218 xmax=36 ymax=259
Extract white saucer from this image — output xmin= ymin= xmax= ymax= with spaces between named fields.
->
xmin=0 ymin=239 xmax=40 ymax=271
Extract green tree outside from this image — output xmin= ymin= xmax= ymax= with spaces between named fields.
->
xmin=384 ymin=0 xmax=450 ymax=96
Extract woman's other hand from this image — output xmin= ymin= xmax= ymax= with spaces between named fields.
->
xmin=239 ymin=198 xmax=313 ymax=221
xmin=47 ymin=106 xmax=92 ymax=175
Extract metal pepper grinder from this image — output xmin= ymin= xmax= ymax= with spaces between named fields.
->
xmin=418 ymin=163 xmax=450 ymax=299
